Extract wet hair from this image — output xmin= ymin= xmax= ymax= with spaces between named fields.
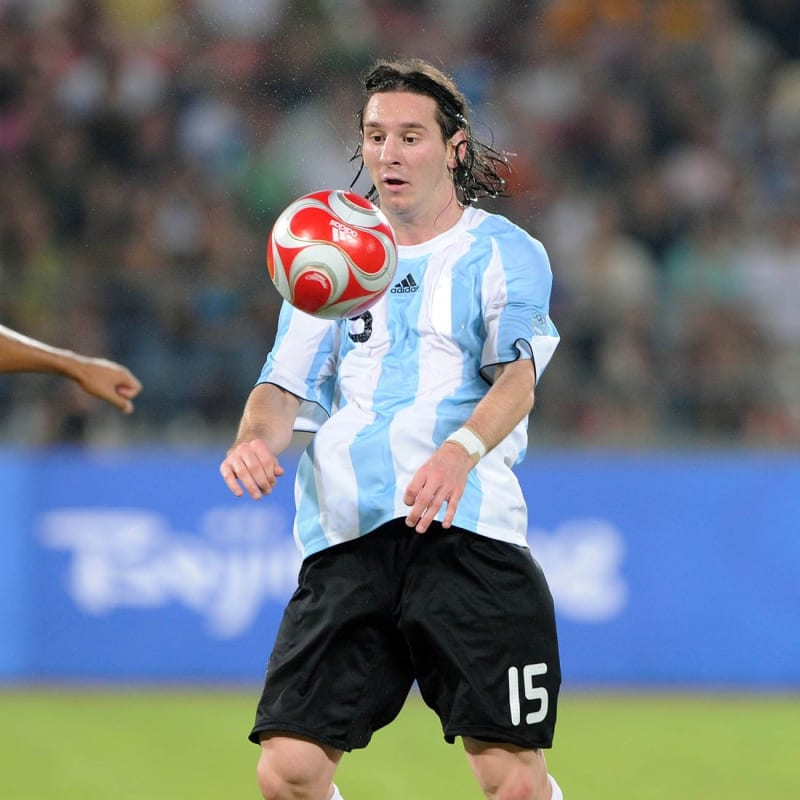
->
xmin=351 ymin=58 xmax=511 ymax=206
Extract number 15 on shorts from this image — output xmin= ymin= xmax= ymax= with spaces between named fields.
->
xmin=508 ymin=663 xmax=549 ymax=726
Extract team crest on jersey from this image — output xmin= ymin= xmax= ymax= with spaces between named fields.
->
xmin=532 ymin=313 xmax=548 ymax=336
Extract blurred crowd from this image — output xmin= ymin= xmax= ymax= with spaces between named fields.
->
xmin=1 ymin=0 xmax=799 ymax=448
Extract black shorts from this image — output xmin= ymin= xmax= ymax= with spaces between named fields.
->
xmin=249 ymin=518 xmax=561 ymax=752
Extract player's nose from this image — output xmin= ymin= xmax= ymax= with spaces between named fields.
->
xmin=379 ymin=135 xmax=402 ymax=165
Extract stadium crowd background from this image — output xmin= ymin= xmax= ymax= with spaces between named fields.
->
xmin=1 ymin=0 xmax=798 ymax=449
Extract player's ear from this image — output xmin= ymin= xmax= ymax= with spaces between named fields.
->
xmin=447 ymin=131 xmax=467 ymax=170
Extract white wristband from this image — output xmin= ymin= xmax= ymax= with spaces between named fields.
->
xmin=445 ymin=426 xmax=487 ymax=464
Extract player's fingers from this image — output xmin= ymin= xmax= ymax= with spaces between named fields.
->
xmin=241 ymin=444 xmax=284 ymax=496
xmin=238 ymin=458 xmax=272 ymax=499
xmin=407 ymin=489 xmax=446 ymax=534
xmin=124 ymin=373 xmax=143 ymax=397
xmin=220 ymin=448 xmax=269 ymax=500
xmin=104 ymin=390 xmax=131 ymax=413
xmin=246 ymin=443 xmax=286 ymax=489
xmin=442 ymin=486 xmax=464 ymax=528
xmin=404 ymin=485 xmax=429 ymax=527
xmin=403 ymin=474 xmax=423 ymax=507
xmin=440 ymin=487 xmax=462 ymax=529
xmin=219 ymin=460 xmax=244 ymax=497
xmin=112 ymin=385 xmax=135 ymax=413
xmin=117 ymin=377 xmax=142 ymax=402
xmin=414 ymin=504 xmax=441 ymax=534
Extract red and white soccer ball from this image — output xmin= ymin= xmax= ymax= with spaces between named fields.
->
xmin=266 ymin=189 xmax=398 ymax=319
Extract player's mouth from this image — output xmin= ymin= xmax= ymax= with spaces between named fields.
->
xmin=382 ymin=177 xmax=407 ymax=190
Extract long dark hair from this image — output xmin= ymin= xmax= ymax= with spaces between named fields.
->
xmin=351 ymin=58 xmax=511 ymax=206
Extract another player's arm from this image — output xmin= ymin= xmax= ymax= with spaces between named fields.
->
xmin=0 ymin=323 xmax=142 ymax=413
xmin=404 ymin=358 xmax=535 ymax=532
xmin=220 ymin=382 xmax=301 ymax=499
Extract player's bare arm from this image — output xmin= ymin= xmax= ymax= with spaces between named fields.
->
xmin=0 ymin=323 xmax=142 ymax=413
xmin=220 ymin=382 xmax=301 ymax=500
xmin=404 ymin=358 xmax=536 ymax=533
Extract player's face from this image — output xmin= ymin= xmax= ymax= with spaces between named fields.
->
xmin=361 ymin=91 xmax=463 ymax=239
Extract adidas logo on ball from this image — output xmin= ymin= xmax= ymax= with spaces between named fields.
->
xmin=329 ymin=219 xmax=358 ymax=242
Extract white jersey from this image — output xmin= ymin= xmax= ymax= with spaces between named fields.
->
xmin=258 ymin=206 xmax=559 ymax=558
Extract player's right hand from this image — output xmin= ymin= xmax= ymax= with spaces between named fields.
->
xmin=75 ymin=357 xmax=143 ymax=413
xmin=219 ymin=439 xmax=285 ymax=500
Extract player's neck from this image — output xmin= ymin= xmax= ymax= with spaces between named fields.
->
xmin=390 ymin=201 xmax=464 ymax=246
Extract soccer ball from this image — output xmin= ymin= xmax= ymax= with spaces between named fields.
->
xmin=266 ymin=189 xmax=398 ymax=319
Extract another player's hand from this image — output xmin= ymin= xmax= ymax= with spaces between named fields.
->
xmin=403 ymin=442 xmax=475 ymax=534
xmin=76 ymin=357 xmax=142 ymax=414
xmin=220 ymin=439 xmax=285 ymax=500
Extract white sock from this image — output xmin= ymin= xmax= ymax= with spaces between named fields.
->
xmin=548 ymin=774 xmax=563 ymax=800
xmin=330 ymin=784 xmax=344 ymax=800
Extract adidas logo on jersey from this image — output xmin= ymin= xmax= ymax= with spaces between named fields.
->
xmin=391 ymin=273 xmax=419 ymax=294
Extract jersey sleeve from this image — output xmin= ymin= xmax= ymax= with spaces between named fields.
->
xmin=257 ymin=301 xmax=340 ymax=432
xmin=480 ymin=229 xmax=560 ymax=384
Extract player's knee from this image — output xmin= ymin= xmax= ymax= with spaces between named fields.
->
xmin=256 ymin=737 xmax=337 ymax=800
xmin=255 ymin=750 xmax=306 ymax=799
xmin=256 ymin=760 xmax=322 ymax=800
xmin=255 ymin=757 xmax=281 ymax=800
xmin=256 ymin=752 xmax=289 ymax=800
xmin=473 ymin=759 xmax=552 ymax=800
xmin=481 ymin=774 xmax=545 ymax=800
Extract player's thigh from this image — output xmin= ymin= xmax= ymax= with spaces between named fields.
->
xmin=402 ymin=527 xmax=560 ymax=748
xmin=256 ymin=733 xmax=342 ymax=799
xmin=463 ymin=737 xmax=551 ymax=800
xmin=251 ymin=531 xmax=416 ymax=751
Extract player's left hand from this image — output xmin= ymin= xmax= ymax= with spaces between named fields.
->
xmin=403 ymin=442 xmax=475 ymax=533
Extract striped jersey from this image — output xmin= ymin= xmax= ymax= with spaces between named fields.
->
xmin=258 ymin=206 xmax=559 ymax=559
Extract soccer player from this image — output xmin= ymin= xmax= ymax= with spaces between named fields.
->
xmin=220 ymin=58 xmax=564 ymax=800
xmin=0 ymin=323 xmax=142 ymax=413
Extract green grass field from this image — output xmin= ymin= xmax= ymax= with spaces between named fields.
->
xmin=1 ymin=688 xmax=797 ymax=799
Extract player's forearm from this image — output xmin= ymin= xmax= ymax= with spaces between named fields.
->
xmin=0 ymin=324 xmax=79 ymax=376
xmin=231 ymin=382 xmax=300 ymax=456
xmin=459 ymin=359 xmax=535 ymax=454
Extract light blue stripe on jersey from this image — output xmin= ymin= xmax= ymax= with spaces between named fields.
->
xmin=350 ymin=252 xmax=426 ymax=535
xmin=295 ymin=442 xmax=323 ymax=549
